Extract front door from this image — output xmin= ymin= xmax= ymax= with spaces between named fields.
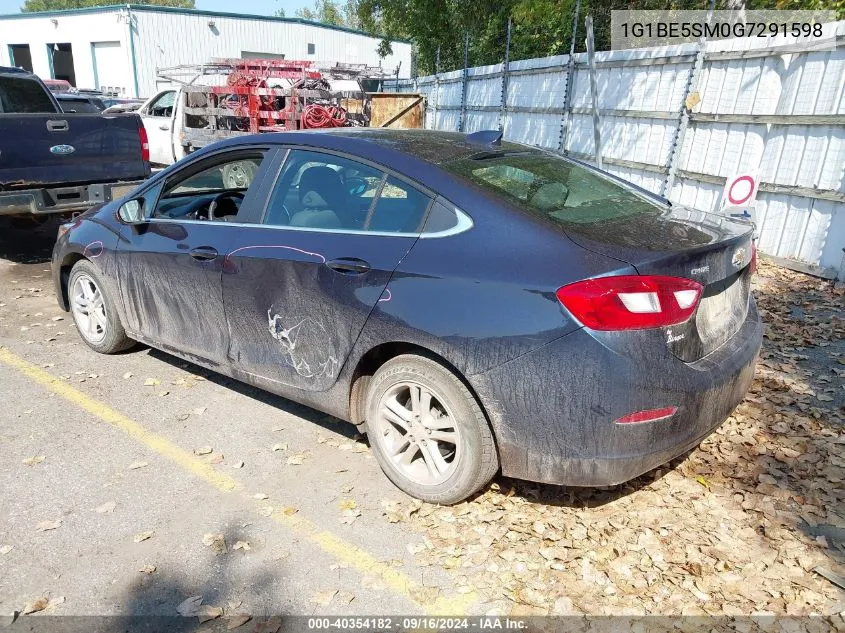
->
xmin=140 ymin=89 xmax=176 ymax=165
xmin=117 ymin=148 xmax=273 ymax=363
xmin=223 ymin=148 xmax=433 ymax=391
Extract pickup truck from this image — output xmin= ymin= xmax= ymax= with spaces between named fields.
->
xmin=0 ymin=66 xmax=150 ymax=218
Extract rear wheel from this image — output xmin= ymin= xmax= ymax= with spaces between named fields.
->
xmin=68 ymin=260 xmax=134 ymax=354
xmin=365 ymin=354 xmax=498 ymax=504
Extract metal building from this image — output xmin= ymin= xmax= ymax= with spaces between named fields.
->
xmin=0 ymin=4 xmax=412 ymax=98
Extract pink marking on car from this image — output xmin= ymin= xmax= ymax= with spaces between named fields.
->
xmin=378 ymin=288 xmax=392 ymax=302
xmin=224 ymin=245 xmax=327 ymax=265
xmin=83 ymin=240 xmax=104 ymax=258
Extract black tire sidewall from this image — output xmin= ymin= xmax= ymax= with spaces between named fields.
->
xmin=365 ymin=355 xmax=495 ymax=504
xmin=68 ymin=260 xmax=131 ymax=354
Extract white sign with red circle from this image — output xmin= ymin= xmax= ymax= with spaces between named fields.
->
xmin=722 ymin=173 xmax=758 ymax=209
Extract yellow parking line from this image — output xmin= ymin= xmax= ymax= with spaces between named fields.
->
xmin=0 ymin=347 xmax=476 ymax=616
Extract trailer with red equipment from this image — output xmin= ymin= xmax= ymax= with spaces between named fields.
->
xmin=154 ymin=59 xmax=422 ymax=157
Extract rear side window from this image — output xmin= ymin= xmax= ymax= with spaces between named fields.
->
xmin=0 ymin=75 xmax=56 ymax=113
xmin=264 ymin=149 xmax=431 ymax=234
xmin=444 ymin=152 xmax=661 ymax=226
xmin=366 ymin=176 xmax=431 ymax=233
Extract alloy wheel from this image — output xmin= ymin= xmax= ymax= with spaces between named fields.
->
xmin=71 ymin=274 xmax=108 ymax=344
xmin=374 ymin=382 xmax=461 ymax=486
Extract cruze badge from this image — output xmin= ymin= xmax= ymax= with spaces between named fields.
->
xmin=731 ymin=248 xmax=746 ymax=268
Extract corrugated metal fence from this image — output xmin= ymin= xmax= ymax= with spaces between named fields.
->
xmin=385 ymin=23 xmax=845 ymax=278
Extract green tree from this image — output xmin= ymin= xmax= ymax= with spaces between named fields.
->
xmin=22 ymin=0 xmax=193 ymax=9
xmin=358 ymin=0 xmax=844 ymax=75
xmin=295 ymin=0 xmax=359 ymax=26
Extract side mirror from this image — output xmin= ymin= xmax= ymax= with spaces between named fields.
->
xmin=118 ymin=199 xmax=144 ymax=224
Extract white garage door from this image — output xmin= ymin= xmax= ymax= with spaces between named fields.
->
xmin=92 ymin=41 xmax=126 ymax=96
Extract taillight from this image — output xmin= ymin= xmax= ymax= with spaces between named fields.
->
xmin=556 ymin=275 xmax=703 ymax=331
xmin=139 ymin=125 xmax=150 ymax=162
xmin=750 ymin=240 xmax=757 ymax=274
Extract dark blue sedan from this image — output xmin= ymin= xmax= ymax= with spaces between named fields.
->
xmin=52 ymin=129 xmax=762 ymax=504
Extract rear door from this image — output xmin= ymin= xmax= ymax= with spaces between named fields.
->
xmin=116 ymin=147 xmax=275 ymax=364
xmin=0 ymin=71 xmax=147 ymax=187
xmin=222 ymin=148 xmax=433 ymax=391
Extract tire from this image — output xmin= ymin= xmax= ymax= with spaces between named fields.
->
xmin=364 ymin=354 xmax=498 ymax=505
xmin=222 ymin=160 xmax=258 ymax=189
xmin=68 ymin=260 xmax=135 ymax=354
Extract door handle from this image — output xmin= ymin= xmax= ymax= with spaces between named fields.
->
xmin=326 ymin=257 xmax=370 ymax=274
xmin=189 ymin=246 xmax=218 ymax=261
xmin=46 ymin=119 xmax=68 ymax=132
xmin=159 ymin=125 xmax=169 ymax=131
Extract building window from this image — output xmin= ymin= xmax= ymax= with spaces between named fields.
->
xmin=307 ymin=43 xmax=315 ymax=55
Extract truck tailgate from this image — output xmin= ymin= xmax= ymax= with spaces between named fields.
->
xmin=0 ymin=113 xmax=147 ymax=189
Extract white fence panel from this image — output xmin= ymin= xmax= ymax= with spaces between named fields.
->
xmin=384 ymin=22 xmax=845 ymax=277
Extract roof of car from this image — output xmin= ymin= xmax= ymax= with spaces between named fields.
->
xmin=216 ymin=128 xmax=533 ymax=167
xmin=0 ymin=66 xmax=33 ymax=76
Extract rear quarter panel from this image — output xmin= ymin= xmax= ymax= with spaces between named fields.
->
xmin=350 ymin=196 xmax=636 ymax=377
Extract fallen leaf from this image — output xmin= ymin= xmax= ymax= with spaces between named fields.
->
xmin=128 ymin=461 xmax=148 ymax=470
xmin=311 ymin=589 xmax=338 ymax=606
xmin=202 ymin=533 xmax=227 ymax=554
xmin=286 ymin=454 xmax=305 ymax=465
xmin=0 ymin=545 xmax=13 ymax=555
xmin=95 ymin=501 xmax=116 ymax=514
xmin=234 ymin=461 xmax=245 ymax=468
xmin=233 ymin=540 xmax=251 ymax=551
xmin=22 ymin=455 xmax=45 ymax=466
xmin=176 ymin=595 xmax=203 ymax=617
xmin=208 ymin=454 xmax=224 ymax=464
xmin=35 ymin=519 xmax=62 ymax=532
xmin=196 ymin=605 xmax=224 ymax=623
xmin=122 ymin=372 xmax=133 ymax=379
xmin=22 ymin=597 xmax=49 ymax=614
xmin=138 ymin=565 xmax=156 ymax=574
xmin=271 ymin=443 xmax=288 ymax=452
xmin=193 ymin=407 xmax=207 ymax=415
xmin=226 ymin=614 xmax=251 ymax=630
xmin=143 ymin=378 xmax=160 ymax=387
xmin=194 ymin=446 xmax=213 ymax=455
xmin=338 ymin=499 xmax=357 ymax=511
xmin=254 ymin=493 xmax=269 ymax=500
xmin=133 ymin=530 xmax=154 ymax=543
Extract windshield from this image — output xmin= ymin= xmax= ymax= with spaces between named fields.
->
xmin=444 ymin=151 xmax=662 ymax=226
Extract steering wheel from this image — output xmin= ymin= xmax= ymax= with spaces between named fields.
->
xmin=208 ymin=190 xmax=245 ymax=222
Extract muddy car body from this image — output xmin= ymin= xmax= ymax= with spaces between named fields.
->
xmin=52 ymin=129 xmax=762 ymax=503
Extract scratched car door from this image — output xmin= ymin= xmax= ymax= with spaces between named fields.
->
xmin=222 ymin=148 xmax=432 ymax=392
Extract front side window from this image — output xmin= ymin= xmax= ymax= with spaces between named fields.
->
xmin=152 ymin=152 xmax=267 ymax=221
xmin=148 ymin=90 xmax=176 ymax=117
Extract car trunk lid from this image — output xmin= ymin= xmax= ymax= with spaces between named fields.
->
xmin=560 ymin=204 xmax=754 ymax=362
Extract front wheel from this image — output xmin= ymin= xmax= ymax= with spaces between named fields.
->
xmin=365 ymin=354 xmax=498 ymax=505
xmin=68 ymin=260 xmax=134 ymax=354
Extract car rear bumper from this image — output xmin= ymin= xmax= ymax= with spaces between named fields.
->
xmin=469 ymin=297 xmax=763 ymax=487
xmin=0 ymin=181 xmax=141 ymax=216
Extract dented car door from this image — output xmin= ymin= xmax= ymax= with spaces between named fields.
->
xmin=222 ymin=148 xmax=432 ymax=392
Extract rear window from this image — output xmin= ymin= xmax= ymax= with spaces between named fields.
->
xmin=0 ymin=75 xmax=57 ymax=113
xmin=444 ymin=151 xmax=661 ymax=225
xmin=58 ymin=99 xmax=101 ymax=113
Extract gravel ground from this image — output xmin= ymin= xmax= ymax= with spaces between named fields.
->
xmin=0 ymin=218 xmax=842 ymax=625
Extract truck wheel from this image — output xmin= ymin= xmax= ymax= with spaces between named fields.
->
xmin=68 ymin=260 xmax=134 ymax=354
xmin=222 ymin=160 xmax=258 ymax=189
xmin=364 ymin=354 xmax=498 ymax=505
